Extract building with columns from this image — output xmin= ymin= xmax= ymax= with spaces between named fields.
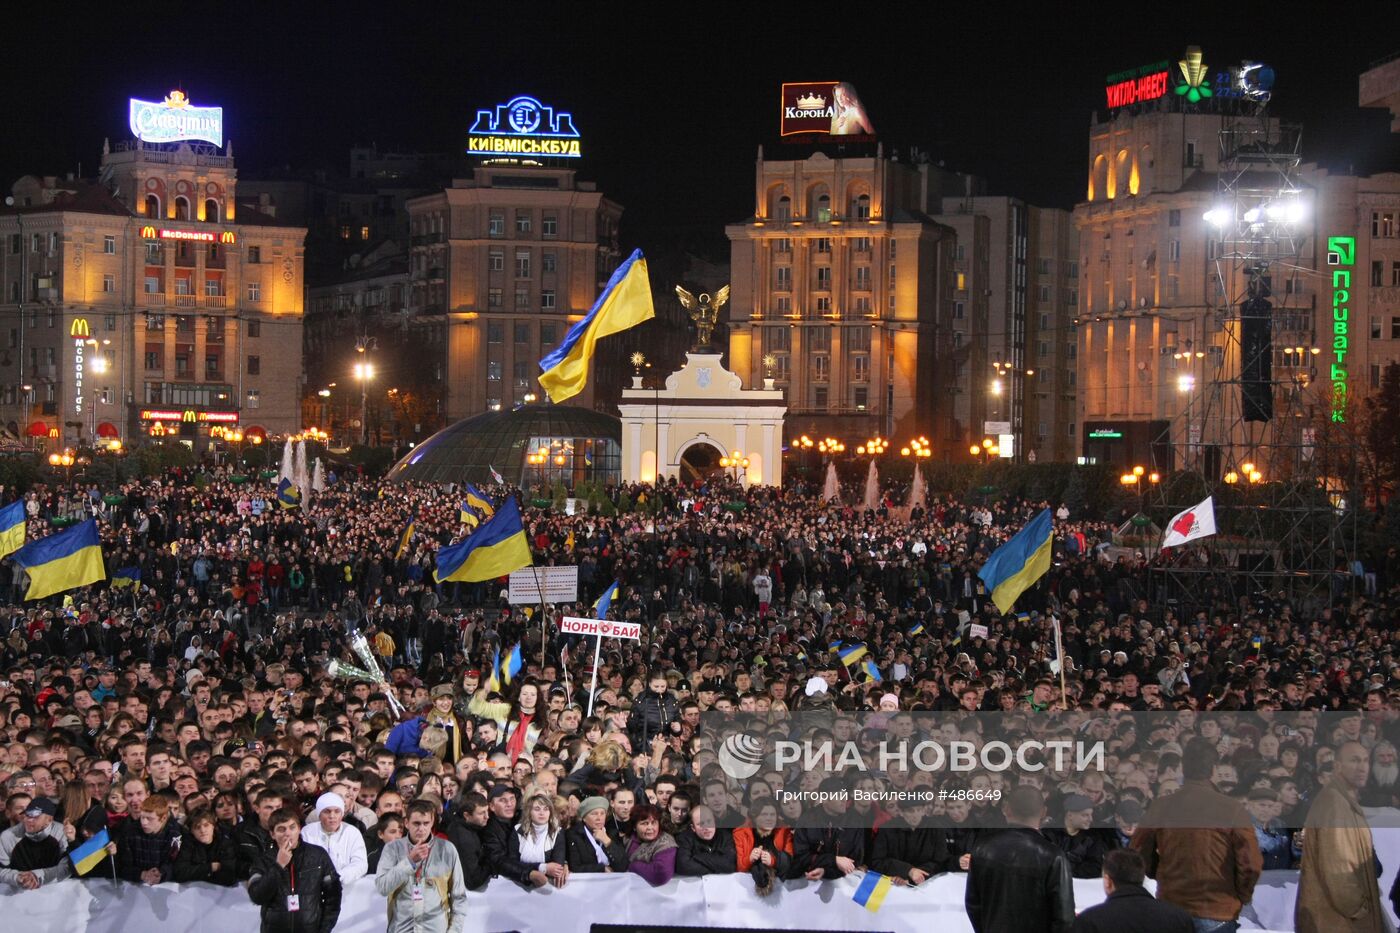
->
xmin=0 ymin=133 xmax=306 ymax=449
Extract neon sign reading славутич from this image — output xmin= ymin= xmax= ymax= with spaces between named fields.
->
xmin=1329 ymin=236 xmax=1355 ymax=423
xmin=129 ymin=90 xmax=223 ymax=147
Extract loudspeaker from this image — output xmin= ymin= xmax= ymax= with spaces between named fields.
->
xmin=1240 ymin=296 xmax=1272 ymax=423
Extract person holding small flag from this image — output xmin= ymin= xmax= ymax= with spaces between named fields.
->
xmin=0 ymin=797 xmax=71 ymax=888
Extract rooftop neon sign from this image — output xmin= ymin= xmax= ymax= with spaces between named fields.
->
xmin=468 ymin=96 xmax=581 ymax=158
xmin=129 ymin=90 xmax=223 ymax=147
xmin=1328 ymin=236 xmax=1355 ymax=423
xmin=1105 ymin=62 xmax=1171 ymax=109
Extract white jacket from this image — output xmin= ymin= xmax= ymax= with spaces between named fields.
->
xmin=300 ymin=822 xmax=367 ymax=884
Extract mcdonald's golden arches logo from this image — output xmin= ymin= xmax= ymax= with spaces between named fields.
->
xmin=70 ymin=319 xmax=90 ymax=339
xmin=182 ymin=410 xmax=197 ymax=423
xmin=140 ymin=225 xmax=156 ymax=239
xmin=219 ymin=231 xmax=236 ymax=244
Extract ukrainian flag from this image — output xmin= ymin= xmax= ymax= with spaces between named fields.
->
xmin=853 ymin=870 xmax=894 ymax=912
xmin=276 ymin=477 xmax=301 ymax=510
xmin=0 ymin=500 xmax=25 ymax=558
xmin=593 ymin=581 xmax=619 ymax=620
xmin=70 ymin=827 xmax=110 ymax=876
xmin=538 ymin=248 xmax=655 ymax=403
xmin=459 ymin=504 xmax=480 ymax=528
xmin=465 ymin=484 xmax=495 ymax=518
xmin=977 ymin=508 xmax=1054 ymax=615
xmin=486 ymin=645 xmax=502 ymax=692
xmin=828 ymin=640 xmax=844 ymax=655
xmin=435 ymin=496 xmax=532 ymax=584
xmin=838 ymin=642 xmax=869 ymax=666
xmin=908 ymin=620 xmax=926 ymax=637
xmin=502 ymin=643 xmax=523 ymax=686
xmin=395 ymin=521 xmax=415 ymax=560
xmin=14 ymin=519 xmax=106 ymax=601
xmin=861 ymin=658 xmax=882 ymax=683
xmin=111 ymin=566 xmax=142 ymax=589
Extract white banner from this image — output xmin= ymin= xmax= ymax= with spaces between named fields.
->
xmin=508 ymin=566 xmax=578 ymax=604
xmin=561 ymin=616 xmax=640 ymax=640
xmin=0 ymin=869 xmax=1312 ymax=933
xmin=968 ymin=623 xmax=989 ymax=640
xmin=1161 ymin=495 xmax=1217 ymax=549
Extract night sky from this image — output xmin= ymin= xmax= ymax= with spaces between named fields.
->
xmin=6 ymin=4 xmax=1400 ymax=257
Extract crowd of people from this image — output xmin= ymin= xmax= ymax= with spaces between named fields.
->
xmin=0 ymin=464 xmax=1398 ymax=932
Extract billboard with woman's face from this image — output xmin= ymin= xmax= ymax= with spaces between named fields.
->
xmin=780 ymin=82 xmax=874 ymax=137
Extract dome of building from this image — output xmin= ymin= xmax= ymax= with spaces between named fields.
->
xmin=386 ymin=404 xmax=621 ymax=486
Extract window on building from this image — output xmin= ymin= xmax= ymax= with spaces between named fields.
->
xmin=852 ymin=237 xmax=869 ymax=253
xmin=768 ymin=327 xmax=790 ymax=351
xmin=806 ymin=327 xmax=831 ymax=352
xmin=103 ymin=235 xmax=115 ymax=254
xmin=1067 ymin=422 xmax=1077 ymax=437
xmin=953 ymin=331 xmax=964 ymax=347
xmin=1168 ymin=209 xmax=1181 ymax=227
xmin=489 ymin=251 xmax=504 ymax=272
xmin=489 ymin=213 xmax=505 ymax=236
xmin=1038 ymin=284 xmax=1051 ymax=302
xmin=488 ymin=288 xmax=502 ymax=308
xmin=855 ymin=266 xmax=871 ymax=290
xmin=815 ymin=237 xmax=831 ymax=254
xmin=102 ymin=274 xmax=115 ymax=293
xmin=46 ymin=309 xmax=54 ymax=328
xmin=246 ymin=246 xmax=260 ymax=264
xmin=487 ymin=322 xmax=504 ymax=343
xmin=815 ymin=194 xmax=831 ymax=223
xmin=512 ymin=361 xmax=529 ymax=386
xmin=104 ymin=314 xmax=115 ymax=332
xmin=514 ymin=323 xmax=530 ymax=344
xmin=1038 ymin=340 xmax=1049 ymax=359
xmin=8 ymin=234 xmax=18 ymax=254
xmin=1373 ymin=318 xmax=1383 ymax=339
xmin=852 ymin=353 xmax=869 ymax=382
xmin=775 ymin=267 xmax=791 ymax=290
xmin=815 ymin=297 xmax=831 ymax=313
xmin=773 ymin=353 xmax=789 ymax=381
xmin=515 ymin=288 xmax=529 ymax=309
xmin=1168 ymin=239 xmax=1180 ymax=262
xmin=540 ymin=324 xmax=556 ymax=345
xmin=1373 ymin=364 xmax=1383 ymax=390
xmin=816 ymin=267 xmax=831 ymax=290
xmin=515 ymin=211 xmax=531 ymax=234
xmin=954 ymin=301 xmax=965 ymax=320
xmin=145 ymin=349 xmax=162 ymax=370
xmin=853 ymin=296 xmax=871 ymax=314
xmin=775 ymin=197 xmax=791 ymax=221
xmin=147 ymin=314 xmax=165 ymax=331
xmin=541 ymin=290 xmax=555 ymax=310
xmin=542 ymin=252 xmax=556 ymax=273
xmin=246 ymin=355 xmax=260 ymax=375
xmin=515 ymin=251 xmax=531 ymax=278
xmin=812 ymin=385 xmax=829 ymax=408
xmin=359 ymin=225 xmax=370 ymax=240
xmin=1037 ymin=258 xmax=1052 ymax=275
xmin=1392 ymin=262 xmax=1400 ymax=287
xmin=205 ymin=354 xmax=221 ymax=377
xmin=204 ymin=278 xmax=222 ymax=297
xmin=1392 ymin=316 xmax=1400 ymax=340
xmin=1373 ymin=261 xmax=1384 ymax=287
xmin=174 ymin=278 xmax=190 ymax=296
xmin=852 ymin=194 xmax=871 ymax=220
xmin=174 ymin=354 xmax=189 ymax=375
xmin=246 ymin=282 xmax=261 ymax=302
xmin=542 ymin=215 xmax=557 ymax=238
xmin=487 ymin=361 xmax=502 ymax=381
xmin=1373 ymin=211 xmax=1396 ymax=238
xmin=775 ymin=296 xmax=792 ymax=315
xmin=247 ymin=320 xmax=260 ymax=338
xmin=852 ymin=385 xmax=869 ymax=410
xmin=812 ymin=354 xmax=830 ymax=382
xmin=956 ymin=272 xmax=967 ymax=290
xmin=339 ymin=225 xmax=351 ymax=240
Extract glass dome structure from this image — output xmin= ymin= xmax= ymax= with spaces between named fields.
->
xmin=387 ymin=404 xmax=621 ymax=486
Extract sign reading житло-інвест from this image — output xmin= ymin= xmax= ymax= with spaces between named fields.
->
xmin=468 ymin=96 xmax=580 ymax=158
xmin=129 ymin=90 xmax=223 ymax=147
xmin=1329 ymin=236 xmax=1356 ymax=423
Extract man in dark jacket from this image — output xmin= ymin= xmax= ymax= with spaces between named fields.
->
xmin=236 ymin=789 xmax=284 ymax=880
xmin=869 ymin=798 xmax=949 ymax=884
xmin=791 ymin=779 xmax=865 ymax=880
xmin=481 ymin=784 xmax=562 ymax=887
xmin=1072 ymin=849 xmax=1192 ymax=933
xmin=966 ymin=786 xmax=1075 ymax=933
xmin=444 ymin=792 xmax=493 ymax=889
xmin=676 ymin=805 xmax=737 ymax=876
xmin=627 ymin=672 xmax=680 ymax=750
xmin=247 ymin=808 xmax=342 ymax=933
xmin=1048 ymin=794 xmax=1113 ymax=879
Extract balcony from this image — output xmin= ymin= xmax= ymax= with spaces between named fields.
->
xmin=411 ymin=232 xmax=445 ymax=247
xmin=202 ymin=295 xmax=227 ymax=309
xmin=141 ymin=292 xmax=167 ymax=306
xmin=174 ymin=295 xmax=197 ymax=308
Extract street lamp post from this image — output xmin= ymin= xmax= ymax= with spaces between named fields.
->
xmin=718 ymin=450 xmax=750 ymax=483
xmin=354 ymin=361 xmax=374 ymax=446
xmin=89 ymin=350 xmax=108 ymax=446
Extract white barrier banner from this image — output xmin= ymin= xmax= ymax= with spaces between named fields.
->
xmin=0 ymin=868 xmax=1315 ymax=933
xmin=561 ymin=616 xmax=640 ymax=640
xmin=507 ymin=566 xmax=578 ymax=604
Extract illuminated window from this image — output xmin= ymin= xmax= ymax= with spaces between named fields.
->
xmin=956 ymin=272 xmax=967 ymax=290
xmin=146 ymin=314 xmax=165 ymax=331
xmin=852 ymin=386 xmax=868 ymax=410
xmin=488 ymin=214 xmax=505 ymax=237
xmin=360 ymin=226 xmax=370 ymax=240
xmin=815 ymin=195 xmax=831 ymax=223
xmin=487 ymin=361 xmax=502 ymax=381
xmin=340 ymin=225 xmax=350 ymax=240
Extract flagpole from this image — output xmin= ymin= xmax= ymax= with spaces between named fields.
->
xmin=528 ymin=563 xmax=552 ymax=682
xmin=1052 ymin=614 xmax=1067 ymax=710
xmin=586 ymin=632 xmax=603 ymax=717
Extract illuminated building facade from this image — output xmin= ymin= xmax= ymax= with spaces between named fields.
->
xmin=0 ymin=138 xmax=306 ymax=447
xmin=726 ymin=147 xmax=956 ymax=443
xmin=406 ymin=163 xmax=622 ymax=422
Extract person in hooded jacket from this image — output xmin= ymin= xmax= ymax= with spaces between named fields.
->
xmin=173 ymin=808 xmax=238 ymax=886
xmin=869 ymin=797 xmax=951 ymax=885
xmin=675 ymin=804 xmax=736 ymax=876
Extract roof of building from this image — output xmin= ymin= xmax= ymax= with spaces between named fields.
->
xmin=0 ymin=179 xmax=132 ymax=217
xmin=386 ymin=404 xmax=621 ymax=486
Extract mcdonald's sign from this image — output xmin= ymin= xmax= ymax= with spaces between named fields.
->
xmin=140 ymin=225 xmax=157 ymax=239
xmin=182 ymin=410 xmax=198 ymax=422
xmin=70 ymin=318 xmax=91 ymax=339
xmin=219 ymin=231 xmax=236 ymax=244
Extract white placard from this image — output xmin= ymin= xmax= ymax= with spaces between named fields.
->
xmin=507 ymin=566 xmax=578 ymax=604
xmin=969 ymin=623 xmax=990 ymax=639
xmin=561 ymin=616 xmax=641 ymax=641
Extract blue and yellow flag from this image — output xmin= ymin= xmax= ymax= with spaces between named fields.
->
xmin=838 ymin=642 xmax=869 ymax=666
xmin=538 ymin=248 xmax=655 ymax=403
xmin=395 ymin=521 xmax=415 ymax=560
xmin=70 ymin=827 xmax=110 ymax=876
xmin=977 ymin=508 xmax=1054 ymax=615
xmin=111 ymin=566 xmax=142 ymax=590
xmin=908 ymin=620 xmax=926 ymax=637
xmin=485 ymin=645 xmax=502 ymax=693
xmin=503 ymin=643 xmax=523 ymax=686
xmin=435 ymin=497 xmax=532 ymax=584
xmin=593 ymin=581 xmax=619 ymax=620
xmin=862 ymin=658 xmax=883 ymax=683
xmin=464 ymin=484 xmax=495 ymax=518
xmin=276 ymin=477 xmax=301 ymax=510
xmin=828 ymin=640 xmax=844 ymax=655
xmin=853 ymin=870 xmax=894 ymax=912
xmin=0 ymin=500 xmax=25 ymax=559
xmin=459 ymin=504 xmax=481 ymax=528
xmin=14 ymin=519 xmax=106 ymax=601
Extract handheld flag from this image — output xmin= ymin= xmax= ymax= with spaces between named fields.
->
xmin=838 ymin=642 xmax=869 ymax=667
xmin=1048 ymin=614 xmax=1065 ymax=675
xmin=13 ymin=519 xmax=106 ymax=601
xmin=0 ymin=500 xmax=25 ymax=558
xmin=908 ymin=620 xmax=926 ymax=637
xmin=828 ymin=640 xmax=844 ymax=655
xmin=435 ymin=497 xmax=532 ymax=584
xmin=861 ymin=658 xmax=882 ymax=683
xmin=276 ymin=477 xmax=301 ymax=510
xmin=565 ymin=529 xmax=575 ymax=553
xmin=459 ymin=504 xmax=481 ymax=528
xmin=464 ymin=484 xmax=496 ymax=518
xmin=538 ymin=248 xmax=655 ymax=403
xmin=395 ymin=521 xmax=415 ymax=560
xmin=977 ymin=508 xmax=1054 ymax=615
xmin=503 ymin=643 xmax=523 ymax=686
xmin=853 ymin=870 xmax=894 ymax=912
xmin=486 ymin=645 xmax=502 ymax=693
xmin=593 ymin=581 xmax=619 ymax=620
xmin=1161 ymin=496 xmax=1217 ymax=549
xmin=489 ymin=464 xmax=505 ymax=486
xmin=70 ymin=827 xmax=111 ymax=876
xmin=111 ymin=567 xmax=142 ymax=590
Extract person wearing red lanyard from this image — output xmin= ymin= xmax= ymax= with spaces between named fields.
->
xmin=247 ymin=808 xmax=343 ymax=933
xmin=375 ymin=799 xmax=468 ymax=933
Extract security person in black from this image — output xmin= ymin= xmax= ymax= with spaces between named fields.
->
xmin=966 ymin=786 xmax=1075 ymax=933
xmin=247 ymin=808 xmax=342 ymax=933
